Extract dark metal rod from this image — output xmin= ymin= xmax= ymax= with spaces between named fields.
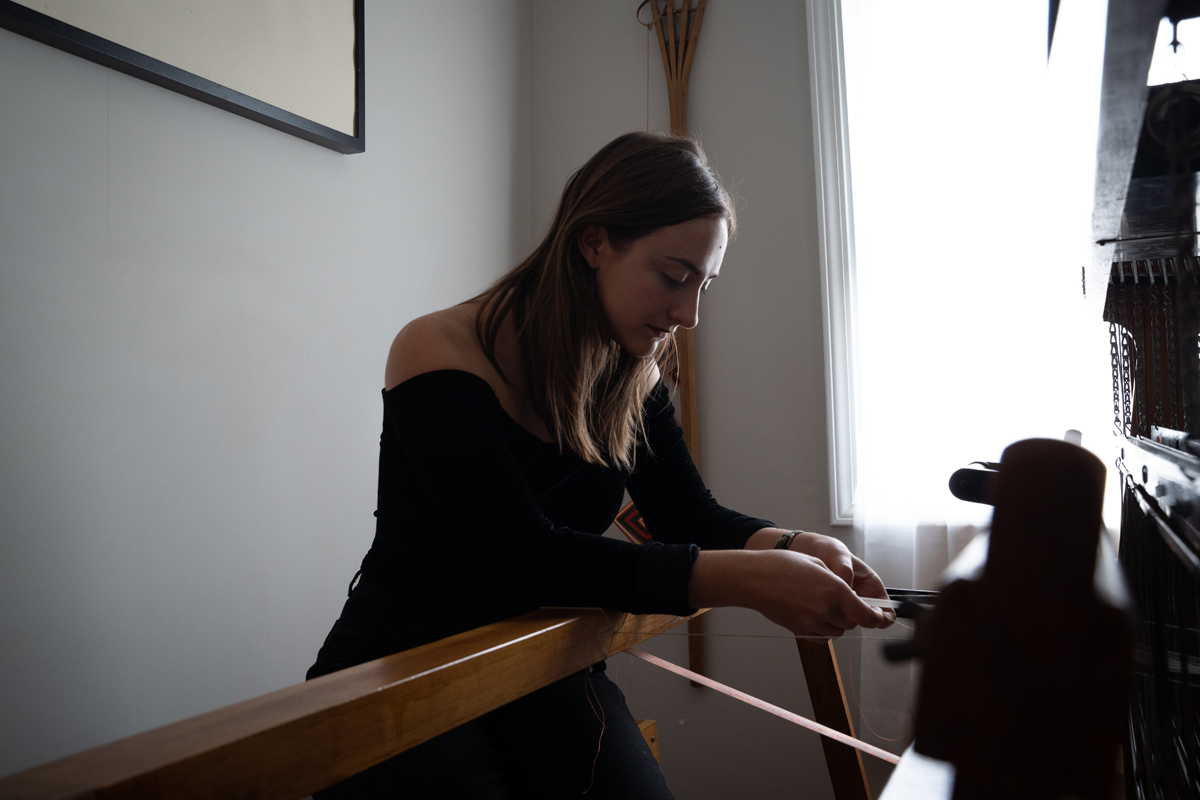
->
xmin=1130 ymin=484 xmax=1200 ymax=577
xmin=1098 ymin=231 xmax=1200 ymax=245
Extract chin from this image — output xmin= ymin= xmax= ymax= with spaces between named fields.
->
xmin=640 ymin=339 xmax=665 ymax=358
xmin=619 ymin=338 xmax=659 ymax=358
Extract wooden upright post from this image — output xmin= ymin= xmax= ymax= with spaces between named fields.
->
xmin=643 ymin=10 xmax=874 ymax=796
xmin=796 ymin=638 xmax=873 ymax=800
xmin=647 ymin=0 xmax=708 ymax=682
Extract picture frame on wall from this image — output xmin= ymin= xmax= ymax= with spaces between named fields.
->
xmin=0 ymin=0 xmax=365 ymax=154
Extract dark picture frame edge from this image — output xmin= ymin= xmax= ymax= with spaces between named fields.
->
xmin=0 ymin=0 xmax=365 ymax=155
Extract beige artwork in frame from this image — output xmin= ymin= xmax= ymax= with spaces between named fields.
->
xmin=0 ymin=0 xmax=364 ymax=153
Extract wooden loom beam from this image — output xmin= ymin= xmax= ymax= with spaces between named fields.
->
xmin=0 ymin=608 xmax=698 ymax=800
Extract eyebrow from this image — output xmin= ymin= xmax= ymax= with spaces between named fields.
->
xmin=666 ymin=256 xmax=719 ymax=280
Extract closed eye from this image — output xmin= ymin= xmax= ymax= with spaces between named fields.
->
xmin=664 ymin=273 xmax=715 ymax=294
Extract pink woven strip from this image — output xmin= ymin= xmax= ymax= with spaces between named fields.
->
xmin=624 ymin=647 xmax=902 ymax=765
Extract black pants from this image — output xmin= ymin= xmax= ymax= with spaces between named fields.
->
xmin=307 ymin=577 xmax=673 ymax=799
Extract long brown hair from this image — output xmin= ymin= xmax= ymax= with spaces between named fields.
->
xmin=476 ymin=132 xmax=735 ymax=470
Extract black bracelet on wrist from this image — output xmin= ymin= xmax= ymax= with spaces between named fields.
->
xmin=774 ymin=530 xmax=804 ymax=550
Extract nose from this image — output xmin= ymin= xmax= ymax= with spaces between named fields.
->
xmin=669 ymin=289 xmax=701 ymax=330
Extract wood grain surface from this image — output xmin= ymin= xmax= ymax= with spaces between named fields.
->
xmin=796 ymin=637 xmax=873 ymax=800
xmin=635 ymin=719 xmax=660 ymax=763
xmin=654 ymin=0 xmax=707 ymax=679
xmin=0 ymin=609 xmax=697 ymax=800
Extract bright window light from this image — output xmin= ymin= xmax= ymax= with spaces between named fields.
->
xmin=842 ymin=0 xmax=1114 ymax=529
xmin=1148 ymin=16 xmax=1200 ymax=86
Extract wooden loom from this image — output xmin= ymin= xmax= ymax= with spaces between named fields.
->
xmin=0 ymin=4 xmax=879 ymax=799
xmin=874 ymin=1 xmax=1197 ymax=797
xmin=0 ymin=603 xmax=877 ymax=800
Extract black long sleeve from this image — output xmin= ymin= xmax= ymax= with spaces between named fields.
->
xmin=629 ymin=380 xmax=774 ymax=549
xmin=360 ymin=370 xmax=771 ymax=633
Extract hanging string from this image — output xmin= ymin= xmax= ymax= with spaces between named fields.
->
xmin=637 ymin=1 xmax=655 ymax=132
xmin=842 ymin=642 xmax=914 ymax=743
xmin=581 ymin=610 xmax=914 ymax=771
xmin=580 ymin=607 xmax=918 ymax=675
xmin=581 ymin=667 xmax=606 ymax=795
xmin=638 ymin=627 xmax=914 ymax=641
xmin=625 ymin=647 xmax=903 ymax=765
xmin=601 ymin=611 xmax=916 ymax=643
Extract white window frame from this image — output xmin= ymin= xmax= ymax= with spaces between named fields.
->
xmin=806 ymin=0 xmax=858 ymax=526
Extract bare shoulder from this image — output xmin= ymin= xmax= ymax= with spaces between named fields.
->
xmin=384 ymin=303 xmax=494 ymax=390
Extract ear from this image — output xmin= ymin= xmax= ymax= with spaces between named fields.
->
xmin=576 ymin=224 xmax=608 ymax=270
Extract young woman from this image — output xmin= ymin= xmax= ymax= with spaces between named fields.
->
xmin=307 ymin=132 xmax=893 ymax=799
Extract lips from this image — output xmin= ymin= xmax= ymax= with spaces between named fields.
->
xmin=649 ymin=326 xmax=671 ymax=338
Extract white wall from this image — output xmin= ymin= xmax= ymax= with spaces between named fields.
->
xmin=527 ymin=2 xmax=865 ymax=797
xmin=0 ymin=0 xmax=530 ymax=776
xmin=1 ymin=2 xmax=871 ymax=796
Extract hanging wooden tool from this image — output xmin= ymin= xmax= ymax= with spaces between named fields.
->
xmin=646 ymin=0 xmax=704 ymax=464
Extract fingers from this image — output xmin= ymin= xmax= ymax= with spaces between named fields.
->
xmin=805 ymin=559 xmax=878 ymax=631
xmin=812 ymin=623 xmax=846 ymax=638
xmin=760 ymin=548 xmax=896 ymax=638
xmin=830 ymin=560 xmax=854 ymax=586
xmin=853 ymin=577 xmax=887 ymax=600
xmin=840 ymin=590 xmax=887 ymax=629
xmin=820 ymin=545 xmax=853 ymax=584
xmin=845 ymin=558 xmax=897 ymax=628
xmin=849 ymin=555 xmax=887 ymax=594
xmin=810 ymin=536 xmax=854 ymax=584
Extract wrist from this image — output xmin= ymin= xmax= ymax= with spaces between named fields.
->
xmin=773 ymin=530 xmax=803 ymax=551
xmin=688 ymin=549 xmax=768 ymax=610
xmin=788 ymin=531 xmax=824 ymax=554
xmin=743 ymin=526 xmax=809 ymax=551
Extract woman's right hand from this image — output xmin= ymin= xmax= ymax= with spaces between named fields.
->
xmin=687 ymin=549 xmax=890 ymax=638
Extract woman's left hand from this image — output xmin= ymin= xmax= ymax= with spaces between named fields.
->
xmin=790 ymin=533 xmax=896 ymax=628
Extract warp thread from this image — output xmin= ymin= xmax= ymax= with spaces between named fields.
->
xmin=624 ymin=646 xmax=902 ymax=765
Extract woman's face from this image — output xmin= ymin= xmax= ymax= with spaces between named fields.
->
xmin=579 ymin=216 xmax=728 ymax=358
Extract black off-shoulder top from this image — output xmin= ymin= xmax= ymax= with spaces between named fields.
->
xmin=358 ymin=369 xmax=771 ymax=647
